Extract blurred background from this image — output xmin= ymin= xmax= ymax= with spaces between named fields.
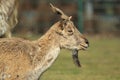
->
xmin=14 ymin=0 xmax=120 ymax=37
xmin=13 ymin=0 xmax=120 ymax=80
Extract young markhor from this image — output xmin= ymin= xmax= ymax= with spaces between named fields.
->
xmin=0 ymin=3 xmax=89 ymax=80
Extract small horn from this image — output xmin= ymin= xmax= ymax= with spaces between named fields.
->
xmin=50 ymin=3 xmax=69 ymax=20
xmin=68 ymin=16 xmax=72 ymax=20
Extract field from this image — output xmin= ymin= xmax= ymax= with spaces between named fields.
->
xmin=40 ymin=36 xmax=120 ymax=80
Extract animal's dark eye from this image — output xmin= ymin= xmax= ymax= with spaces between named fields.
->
xmin=68 ymin=29 xmax=73 ymax=33
xmin=67 ymin=26 xmax=73 ymax=32
xmin=67 ymin=28 xmax=73 ymax=35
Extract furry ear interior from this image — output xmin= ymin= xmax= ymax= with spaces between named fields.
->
xmin=50 ymin=3 xmax=69 ymax=20
xmin=54 ymin=21 xmax=65 ymax=36
xmin=50 ymin=3 xmax=62 ymax=15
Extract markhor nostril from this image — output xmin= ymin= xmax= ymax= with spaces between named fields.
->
xmin=85 ymin=39 xmax=89 ymax=46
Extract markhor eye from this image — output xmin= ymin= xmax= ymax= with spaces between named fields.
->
xmin=67 ymin=29 xmax=73 ymax=35
xmin=68 ymin=29 xmax=73 ymax=33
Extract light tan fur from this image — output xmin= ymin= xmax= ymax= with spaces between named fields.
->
xmin=0 ymin=4 xmax=89 ymax=80
xmin=0 ymin=0 xmax=18 ymax=38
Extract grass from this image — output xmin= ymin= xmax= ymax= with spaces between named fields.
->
xmin=39 ymin=36 xmax=120 ymax=80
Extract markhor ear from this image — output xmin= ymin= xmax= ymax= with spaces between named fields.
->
xmin=50 ymin=3 xmax=69 ymax=20
xmin=55 ymin=22 xmax=65 ymax=36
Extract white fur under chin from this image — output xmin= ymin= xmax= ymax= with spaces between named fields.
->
xmin=28 ymin=47 xmax=60 ymax=80
xmin=41 ymin=47 xmax=60 ymax=73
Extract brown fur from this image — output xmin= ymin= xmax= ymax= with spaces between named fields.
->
xmin=0 ymin=4 xmax=89 ymax=80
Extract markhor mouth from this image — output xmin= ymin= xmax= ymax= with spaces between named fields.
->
xmin=80 ymin=44 xmax=88 ymax=50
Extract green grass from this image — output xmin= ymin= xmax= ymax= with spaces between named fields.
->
xmin=39 ymin=36 xmax=120 ymax=80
